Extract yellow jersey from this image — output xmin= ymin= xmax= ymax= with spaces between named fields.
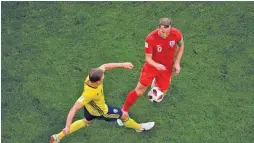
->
xmin=76 ymin=76 xmax=108 ymax=116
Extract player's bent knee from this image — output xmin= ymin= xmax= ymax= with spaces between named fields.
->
xmin=135 ymin=88 xmax=147 ymax=96
xmin=83 ymin=118 xmax=92 ymax=124
xmin=162 ymin=90 xmax=168 ymax=96
xmin=136 ymin=91 xmax=144 ymax=96
xmin=121 ymin=113 xmax=129 ymax=120
xmin=135 ymin=83 xmax=148 ymax=96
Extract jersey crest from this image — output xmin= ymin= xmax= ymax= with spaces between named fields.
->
xmin=169 ymin=40 xmax=175 ymax=47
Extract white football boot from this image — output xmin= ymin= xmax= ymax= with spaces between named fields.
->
xmin=50 ymin=134 xmax=60 ymax=143
xmin=117 ymin=119 xmax=155 ymax=132
xmin=117 ymin=119 xmax=124 ymax=126
xmin=136 ymin=122 xmax=155 ymax=132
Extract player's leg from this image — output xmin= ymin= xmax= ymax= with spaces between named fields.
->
xmin=151 ymin=78 xmax=156 ymax=88
xmin=102 ymin=105 xmax=137 ymax=128
xmin=121 ymin=82 xmax=148 ymax=116
xmin=50 ymin=118 xmax=91 ymax=143
xmin=105 ymin=105 xmax=155 ymax=132
xmin=122 ymin=64 xmax=157 ymax=113
xmin=120 ymin=110 xmax=155 ymax=132
xmin=50 ymin=108 xmax=94 ymax=143
xmin=102 ymin=105 xmax=122 ymax=121
xmin=151 ymin=76 xmax=162 ymax=91
xmin=156 ymin=70 xmax=172 ymax=96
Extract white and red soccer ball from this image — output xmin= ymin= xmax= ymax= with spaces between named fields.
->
xmin=147 ymin=87 xmax=164 ymax=103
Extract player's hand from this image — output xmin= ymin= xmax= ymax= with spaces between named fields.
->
xmin=122 ymin=62 xmax=134 ymax=69
xmin=173 ymin=63 xmax=181 ymax=76
xmin=63 ymin=126 xmax=70 ymax=135
xmin=154 ymin=63 xmax=166 ymax=71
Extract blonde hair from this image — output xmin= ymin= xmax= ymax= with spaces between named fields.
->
xmin=89 ymin=68 xmax=104 ymax=82
xmin=159 ymin=18 xmax=172 ymax=27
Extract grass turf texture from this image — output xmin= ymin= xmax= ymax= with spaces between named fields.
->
xmin=1 ymin=1 xmax=254 ymax=143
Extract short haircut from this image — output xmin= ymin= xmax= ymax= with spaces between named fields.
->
xmin=89 ymin=68 xmax=104 ymax=83
xmin=158 ymin=18 xmax=172 ymax=27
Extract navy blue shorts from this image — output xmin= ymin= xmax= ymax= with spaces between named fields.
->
xmin=84 ymin=104 xmax=123 ymax=121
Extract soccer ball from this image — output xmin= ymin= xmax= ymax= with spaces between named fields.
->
xmin=147 ymin=87 xmax=164 ymax=103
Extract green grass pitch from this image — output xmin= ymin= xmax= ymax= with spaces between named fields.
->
xmin=1 ymin=1 xmax=254 ymax=143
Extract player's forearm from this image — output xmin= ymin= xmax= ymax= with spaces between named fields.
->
xmin=174 ymin=44 xmax=184 ymax=64
xmin=101 ymin=63 xmax=125 ymax=70
xmin=65 ymin=107 xmax=77 ymax=128
xmin=145 ymin=54 xmax=157 ymax=67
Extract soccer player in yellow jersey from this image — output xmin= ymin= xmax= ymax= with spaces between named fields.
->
xmin=50 ymin=62 xmax=155 ymax=143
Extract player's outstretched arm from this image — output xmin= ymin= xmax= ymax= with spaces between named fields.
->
xmin=99 ymin=62 xmax=134 ymax=71
xmin=63 ymin=102 xmax=83 ymax=134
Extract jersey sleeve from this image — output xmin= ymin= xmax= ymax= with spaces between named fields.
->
xmin=176 ymin=30 xmax=184 ymax=46
xmin=144 ymin=37 xmax=154 ymax=54
xmin=76 ymin=92 xmax=93 ymax=105
xmin=85 ymin=75 xmax=89 ymax=83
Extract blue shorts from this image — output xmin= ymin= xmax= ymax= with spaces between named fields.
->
xmin=84 ymin=104 xmax=123 ymax=122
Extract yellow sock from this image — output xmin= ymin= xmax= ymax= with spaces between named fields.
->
xmin=122 ymin=117 xmax=141 ymax=130
xmin=58 ymin=119 xmax=87 ymax=140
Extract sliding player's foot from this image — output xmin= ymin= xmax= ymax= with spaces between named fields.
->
xmin=136 ymin=122 xmax=155 ymax=132
xmin=50 ymin=134 xmax=60 ymax=143
xmin=117 ymin=119 xmax=124 ymax=126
